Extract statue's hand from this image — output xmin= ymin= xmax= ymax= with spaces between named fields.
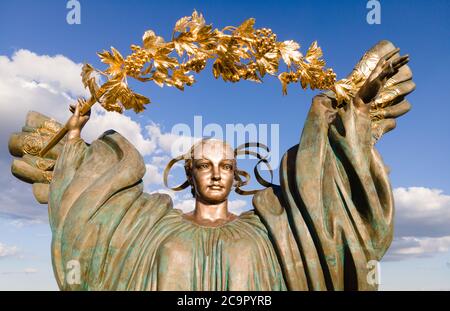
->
xmin=67 ymin=98 xmax=91 ymax=140
xmin=354 ymin=48 xmax=409 ymax=114
xmin=9 ymin=111 xmax=67 ymax=204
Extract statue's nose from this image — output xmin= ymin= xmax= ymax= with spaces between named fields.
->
xmin=212 ymin=168 xmax=221 ymax=180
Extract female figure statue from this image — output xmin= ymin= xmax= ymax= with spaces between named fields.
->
xmin=8 ymin=40 xmax=414 ymax=290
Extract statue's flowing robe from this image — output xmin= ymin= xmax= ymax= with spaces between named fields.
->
xmin=49 ymin=99 xmax=393 ymax=291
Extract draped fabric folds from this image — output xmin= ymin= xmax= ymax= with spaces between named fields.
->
xmin=49 ymin=97 xmax=393 ymax=291
xmin=253 ymin=98 xmax=394 ymax=290
xmin=49 ymin=131 xmax=285 ymax=291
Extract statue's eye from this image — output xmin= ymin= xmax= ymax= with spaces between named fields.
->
xmin=223 ymin=164 xmax=233 ymax=170
xmin=198 ymin=163 xmax=209 ymax=169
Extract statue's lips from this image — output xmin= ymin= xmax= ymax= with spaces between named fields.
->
xmin=208 ymin=185 xmax=224 ymax=190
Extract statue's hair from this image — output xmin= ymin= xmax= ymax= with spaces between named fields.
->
xmin=163 ymin=138 xmax=274 ymax=196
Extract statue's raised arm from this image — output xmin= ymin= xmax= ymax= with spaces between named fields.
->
xmin=8 ymin=40 xmax=415 ymax=291
xmin=253 ymin=40 xmax=415 ymax=290
xmin=9 ymin=102 xmax=175 ymax=290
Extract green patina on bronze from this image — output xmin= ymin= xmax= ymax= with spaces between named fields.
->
xmin=8 ymin=40 xmax=415 ymax=291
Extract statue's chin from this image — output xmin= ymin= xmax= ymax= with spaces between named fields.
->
xmin=196 ymin=194 xmax=228 ymax=206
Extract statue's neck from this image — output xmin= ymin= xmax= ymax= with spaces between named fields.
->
xmin=183 ymin=199 xmax=238 ymax=227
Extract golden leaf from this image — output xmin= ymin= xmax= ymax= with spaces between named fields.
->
xmin=257 ymin=53 xmax=278 ymax=76
xmin=174 ymin=10 xmax=206 ymax=36
xmin=99 ymin=76 xmax=126 ymax=112
xmin=81 ymin=63 xmax=100 ymax=100
xmin=212 ymin=59 xmax=222 ymax=79
xmin=97 ymin=47 xmax=124 ymax=76
xmin=173 ymin=33 xmax=198 ymax=56
xmin=154 ymin=54 xmax=178 ymax=72
xmin=195 ymin=25 xmax=218 ymax=51
xmin=174 ymin=16 xmax=191 ymax=33
xmin=256 ymin=58 xmax=267 ymax=77
xmin=278 ymin=72 xmax=289 ymax=95
xmin=279 ymin=40 xmax=302 ymax=67
xmin=234 ymin=18 xmax=255 ymax=35
xmin=305 ymin=41 xmax=323 ymax=63
xmin=264 ymin=51 xmax=278 ymax=60
xmin=142 ymin=30 xmax=165 ymax=52
xmin=99 ymin=74 xmax=150 ymax=113
xmin=189 ymin=10 xmax=206 ymax=33
xmin=152 ymin=71 xmax=167 ymax=87
xmin=121 ymin=91 xmax=150 ymax=113
xmin=81 ymin=63 xmax=95 ymax=88
xmin=334 ymin=79 xmax=355 ymax=104
xmin=167 ymin=69 xmax=195 ymax=90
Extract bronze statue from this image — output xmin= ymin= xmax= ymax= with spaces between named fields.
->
xmin=8 ymin=39 xmax=414 ymax=290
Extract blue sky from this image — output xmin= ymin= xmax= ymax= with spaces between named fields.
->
xmin=0 ymin=0 xmax=449 ymax=290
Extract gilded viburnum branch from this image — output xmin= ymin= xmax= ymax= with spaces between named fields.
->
xmin=82 ymin=10 xmax=357 ymax=114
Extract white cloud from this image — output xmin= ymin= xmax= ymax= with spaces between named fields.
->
xmin=173 ymin=198 xmax=250 ymax=215
xmin=384 ymin=236 xmax=450 ymax=261
xmin=150 ymin=155 xmax=171 ymax=167
xmin=174 ymin=198 xmax=195 ymax=213
xmin=0 ymin=160 xmax=48 ymax=221
xmin=0 ymin=49 xmax=189 ymax=220
xmin=395 ymin=187 xmax=450 ymax=214
xmin=228 ymin=199 xmax=250 ymax=214
xmin=0 ymin=50 xmax=80 ymax=145
xmin=0 ymin=49 xmax=86 ymax=95
xmin=23 ymin=268 xmax=38 ymax=274
xmin=0 ymin=49 xmax=201 ymax=220
xmin=146 ymin=123 xmax=199 ymax=157
xmin=143 ymin=164 xmax=163 ymax=186
xmin=394 ymin=187 xmax=450 ymax=237
xmin=0 ymin=267 xmax=39 ymax=275
xmin=82 ymin=105 xmax=158 ymax=156
xmin=151 ymin=189 xmax=177 ymax=200
xmin=382 ymin=187 xmax=450 ymax=261
xmin=0 ymin=49 xmax=187 ymax=158
xmin=8 ymin=219 xmax=45 ymax=228
xmin=0 ymin=242 xmax=19 ymax=258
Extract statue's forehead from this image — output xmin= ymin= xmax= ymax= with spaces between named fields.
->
xmin=192 ymin=140 xmax=234 ymax=161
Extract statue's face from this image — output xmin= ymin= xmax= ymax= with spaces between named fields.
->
xmin=189 ymin=140 xmax=235 ymax=204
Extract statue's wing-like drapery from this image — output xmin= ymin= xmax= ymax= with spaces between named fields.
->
xmin=8 ymin=40 xmax=414 ymax=291
xmin=10 ymin=128 xmax=284 ymax=290
xmin=253 ymin=40 xmax=415 ymax=290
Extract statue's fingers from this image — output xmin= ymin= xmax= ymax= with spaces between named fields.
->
xmin=392 ymin=55 xmax=409 ymax=70
xmin=395 ymin=80 xmax=416 ymax=97
xmin=372 ymin=119 xmax=397 ymax=140
xmin=8 ymin=132 xmax=62 ymax=160
xmin=379 ymin=62 xmax=396 ymax=80
xmin=32 ymin=183 xmax=49 ymax=204
xmin=22 ymin=154 xmax=55 ymax=171
xmin=9 ymin=132 xmax=26 ymax=157
xmin=11 ymin=159 xmax=52 ymax=184
xmin=78 ymin=98 xmax=92 ymax=118
xmin=369 ymin=109 xmax=386 ymax=121
xmin=77 ymin=98 xmax=85 ymax=108
xmin=383 ymin=100 xmax=412 ymax=118
xmin=385 ymin=65 xmax=412 ymax=89
xmin=372 ymin=80 xmax=415 ymax=110
xmin=24 ymin=111 xmax=62 ymax=129
xmin=73 ymin=100 xmax=81 ymax=117
xmin=69 ymin=104 xmax=76 ymax=114
xmin=395 ymin=58 xmax=410 ymax=71
xmin=85 ymin=106 xmax=91 ymax=117
xmin=383 ymin=48 xmax=400 ymax=61
xmin=393 ymin=54 xmax=409 ymax=64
